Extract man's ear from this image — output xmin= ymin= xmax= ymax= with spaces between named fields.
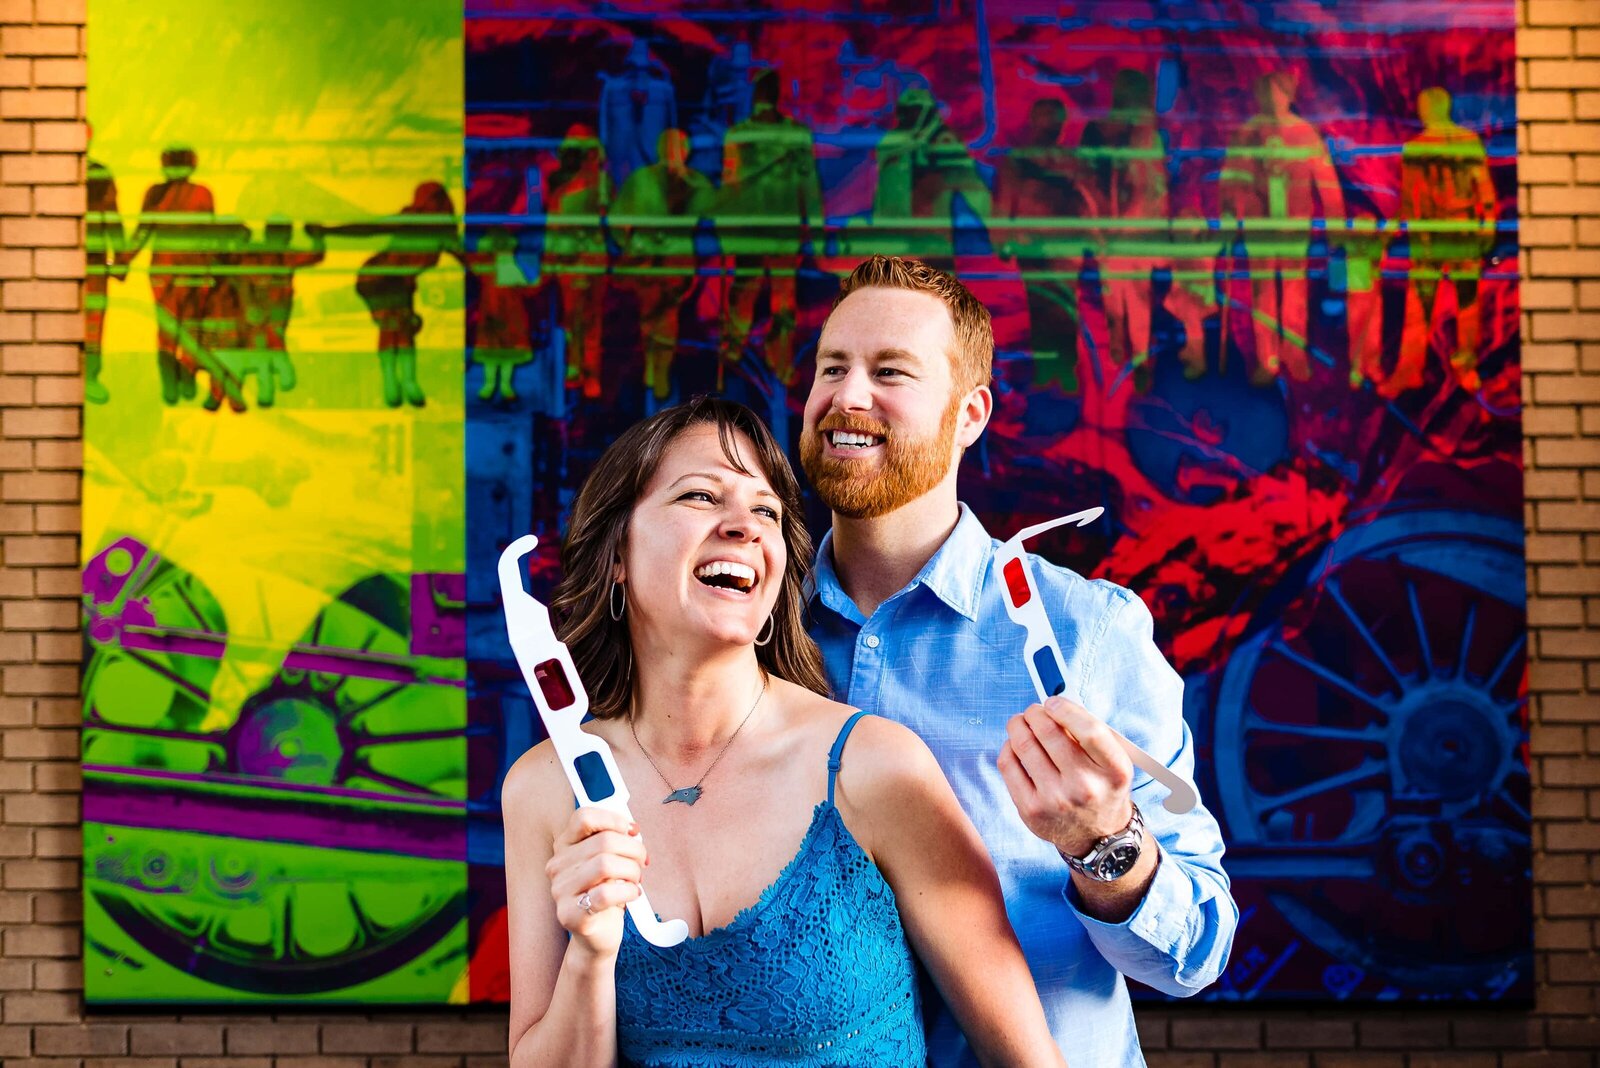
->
xmin=956 ymin=384 xmax=994 ymax=450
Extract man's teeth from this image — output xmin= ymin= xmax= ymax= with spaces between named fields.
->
xmin=830 ymin=431 xmax=882 ymax=449
xmin=694 ymin=561 xmax=756 ymax=590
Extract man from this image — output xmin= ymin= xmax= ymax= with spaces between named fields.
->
xmin=800 ymin=255 xmax=1235 ymax=1066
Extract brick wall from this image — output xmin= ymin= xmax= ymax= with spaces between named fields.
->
xmin=0 ymin=0 xmax=1594 ymax=1063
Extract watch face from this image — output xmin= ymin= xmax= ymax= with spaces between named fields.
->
xmin=1097 ymin=842 xmax=1140 ymax=880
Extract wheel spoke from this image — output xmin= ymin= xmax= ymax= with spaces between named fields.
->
xmin=1328 ymin=579 xmax=1406 ymax=691
xmin=348 ymin=889 xmax=380 ymax=942
xmin=340 ymin=682 xmax=406 ymax=722
xmin=1486 ymin=632 xmax=1526 ymax=693
xmin=1257 ymin=758 xmax=1387 ymax=813
xmin=278 ymin=890 xmax=294 ymax=961
xmin=1223 ymin=849 xmax=1379 ymax=880
xmin=353 ymin=729 xmax=464 ymax=747
xmin=1266 ymin=640 xmax=1391 ymax=713
xmin=1243 ymin=712 xmax=1386 ymax=744
xmin=120 ymin=648 xmax=212 ymax=704
xmin=256 ymin=579 xmax=273 ymax=641
xmin=1456 ymin=601 xmax=1478 ymax=680
xmin=170 ymin=581 xmax=208 ymax=632
xmin=1406 ymin=578 xmax=1434 ymax=677
xmin=1495 ymin=787 xmax=1530 ymax=824
xmin=347 ymin=765 xmax=433 ymax=796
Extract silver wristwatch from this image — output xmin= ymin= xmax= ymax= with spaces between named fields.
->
xmin=1060 ymin=802 xmax=1145 ymax=882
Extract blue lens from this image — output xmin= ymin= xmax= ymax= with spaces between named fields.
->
xmin=574 ymin=751 xmax=616 ymax=802
xmin=1032 ymin=646 xmax=1066 ymax=697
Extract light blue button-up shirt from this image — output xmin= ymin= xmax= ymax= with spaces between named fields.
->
xmin=808 ymin=504 xmax=1237 ymax=1068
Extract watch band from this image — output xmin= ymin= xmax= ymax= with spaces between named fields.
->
xmin=1060 ymin=801 xmax=1145 ymax=882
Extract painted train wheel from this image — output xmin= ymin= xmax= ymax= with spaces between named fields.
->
xmin=85 ymin=553 xmax=467 ymax=997
xmin=1209 ymin=509 xmax=1529 ymax=993
xmin=229 ymin=573 xmax=467 ymax=798
xmin=82 ymin=539 xmax=229 ymax=774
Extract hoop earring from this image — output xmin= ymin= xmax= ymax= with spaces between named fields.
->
xmin=609 ymin=582 xmax=626 ymax=622
xmin=755 ymin=614 xmax=774 ymax=647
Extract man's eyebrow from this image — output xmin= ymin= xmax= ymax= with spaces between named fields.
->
xmin=667 ymin=471 xmax=782 ymax=501
xmin=817 ymin=347 xmax=920 ymax=362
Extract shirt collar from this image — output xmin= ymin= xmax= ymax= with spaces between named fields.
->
xmin=809 ymin=502 xmax=991 ymax=624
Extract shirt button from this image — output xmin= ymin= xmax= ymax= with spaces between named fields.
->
xmin=864 ymin=634 xmax=881 ymax=649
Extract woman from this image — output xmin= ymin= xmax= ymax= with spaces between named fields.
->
xmin=502 ymin=397 xmax=1065 ymax=1067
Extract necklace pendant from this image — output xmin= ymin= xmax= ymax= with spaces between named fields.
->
xmin=663 ymin=786 xmax=703 ymax=806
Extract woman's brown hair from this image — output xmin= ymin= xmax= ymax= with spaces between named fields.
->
xmin=549 ymin=396 xmax=831 ymax=718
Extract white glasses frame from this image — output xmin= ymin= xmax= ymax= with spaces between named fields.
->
xmin=499 ymin=534 xmax=690 ymax=947
xmin=994 ymin=509 xmax=1200 ymax=815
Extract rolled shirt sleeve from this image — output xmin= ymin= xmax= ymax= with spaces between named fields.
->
xmin=1064 ymin=588 xmax=1238 ymax=997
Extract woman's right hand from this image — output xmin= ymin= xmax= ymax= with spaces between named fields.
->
xmin=546 ymin=806 xmax=649 ymax=958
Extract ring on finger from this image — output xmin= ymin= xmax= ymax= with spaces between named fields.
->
xmin=578 ymin=891 xmax=594 ymax=914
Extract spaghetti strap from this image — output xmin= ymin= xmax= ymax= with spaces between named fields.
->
xmin=827 ymin=710 xmax=873 ymax=807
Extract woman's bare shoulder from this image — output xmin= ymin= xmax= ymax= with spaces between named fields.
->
xmin=501 ymin=737 xmax=571 ymax=839
xmin=834 ymin=711 xmax=941 ymax=792
xmin=765 ymin=680 xmax=941 ymax=799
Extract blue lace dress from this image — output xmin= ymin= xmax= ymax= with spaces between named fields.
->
xmin=614 ymin=711 xmax=927 ymax=1067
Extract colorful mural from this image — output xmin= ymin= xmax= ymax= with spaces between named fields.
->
xmin=85 ymin=0 xmax=1526 ymax=1005
xmin=82 ymin=0 xmax=469 ymax=1003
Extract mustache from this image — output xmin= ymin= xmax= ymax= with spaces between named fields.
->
xmin=814 ymin=415 xmax=891 ymax=439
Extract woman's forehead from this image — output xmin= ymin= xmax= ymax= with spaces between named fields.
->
xmin=651 ymin=425 xmax=773 ymax=490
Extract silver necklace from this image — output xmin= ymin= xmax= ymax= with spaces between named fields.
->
xmin=629 ymin=674 xmax=767 ymax=806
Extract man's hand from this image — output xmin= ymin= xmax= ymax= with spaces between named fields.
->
xmin=997 ymin=696 xmax=1134 ymax=857
xmin=997 ymin=697 xmax=1158 ymax=922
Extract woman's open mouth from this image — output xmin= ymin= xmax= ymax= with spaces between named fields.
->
xmin=693 ymin=561 xmax=756 ymax=594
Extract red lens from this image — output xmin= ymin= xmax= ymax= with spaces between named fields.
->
xmin=534 ymin=658 xmax=575 ymax=710
xmin=1003 ymin=557 xmax=1031 ymax=607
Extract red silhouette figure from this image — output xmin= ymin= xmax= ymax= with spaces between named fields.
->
xmin=1219 ymin=70 xmax=1345 ymax=385
xmin=996 ymin=98 xmax=1087 ymax=392
xmin=717 ymin=68 xmax=823 ymax=387
xmin=1078 ymin=70 xmax=1209 ymax=384
xmin=467 ymin=229 xmax=533 ymax=403
xmin=196 ymin=222 xmax=252 ymax=412
xmin=85 ymin=152 xmax=127 ymax=405
xmin=235 ymin=218 xmax=326 ymax=406
xmin=120 ymin=146 xmax=218 ymax=404
xmin=545 ymin=124 xmax=611 ymax=400
xmin=613 ymin=129 xmax=713 ymax=400
xmin=324 ymin=182 xmax=462 ymax=408
xmin=1387 ymin=86 xmax=1498 ymax=397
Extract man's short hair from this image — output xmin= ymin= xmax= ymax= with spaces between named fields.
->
xmin=833 ymin=255 xmax=993 ymax=394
